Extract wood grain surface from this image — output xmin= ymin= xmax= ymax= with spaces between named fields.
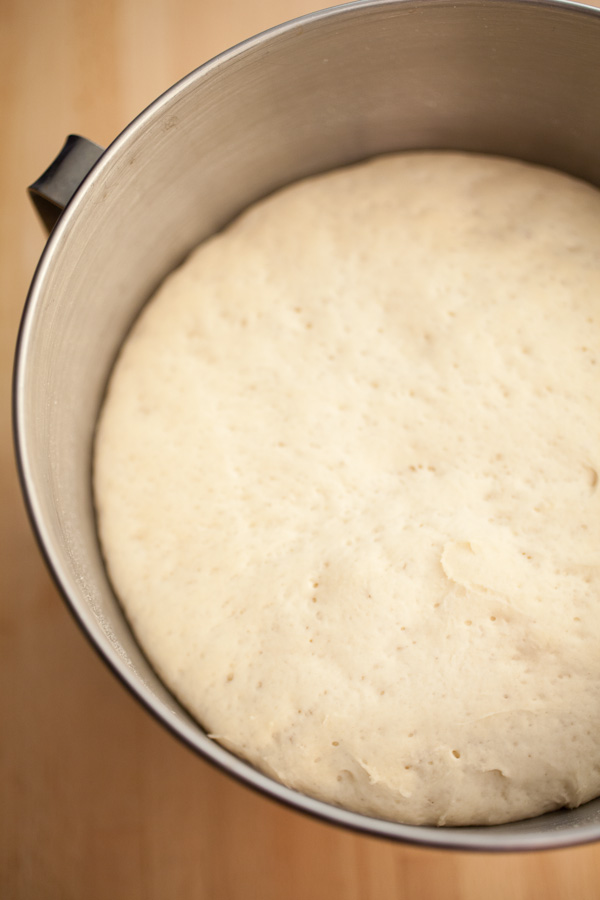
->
xmin=3 ymin=1 xmax=600 ymax=897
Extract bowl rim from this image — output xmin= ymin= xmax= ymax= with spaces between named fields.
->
xmin=13 ymin=0 xmax=600 ymax=852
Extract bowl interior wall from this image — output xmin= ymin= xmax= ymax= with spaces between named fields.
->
xmin=16 ymin=0 xmax=600 ymax=848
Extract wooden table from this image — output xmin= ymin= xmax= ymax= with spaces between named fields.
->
xmin=3 ymin=1 xmax=600 ymax=896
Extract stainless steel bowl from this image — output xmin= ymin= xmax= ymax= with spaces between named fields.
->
xmin=14 ymin=0 xmax=600 ymax=851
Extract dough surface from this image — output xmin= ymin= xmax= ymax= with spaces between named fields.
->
xmin=94 ymin=152 xmax=600 ymax=826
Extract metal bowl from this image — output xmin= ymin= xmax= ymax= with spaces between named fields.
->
xmin=13 ymin=0 xmax=600 ymax=850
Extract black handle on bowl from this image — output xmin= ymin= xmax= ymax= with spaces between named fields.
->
xmin=28 ymin=134 xmax=105 ymax=234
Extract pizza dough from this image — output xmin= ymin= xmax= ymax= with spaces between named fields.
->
xmin=94 ymin=152 xmax=600 ymax=826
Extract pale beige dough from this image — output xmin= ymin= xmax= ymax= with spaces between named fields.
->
xmin=94 ymin=152 xmax=600 ymax=826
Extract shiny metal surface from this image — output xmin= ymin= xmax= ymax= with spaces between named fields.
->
xmin=14 ymin=0 xmax=600 ymax=850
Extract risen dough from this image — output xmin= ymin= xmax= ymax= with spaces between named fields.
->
xmin=94 ymin=152 xmax=600 ymax=826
